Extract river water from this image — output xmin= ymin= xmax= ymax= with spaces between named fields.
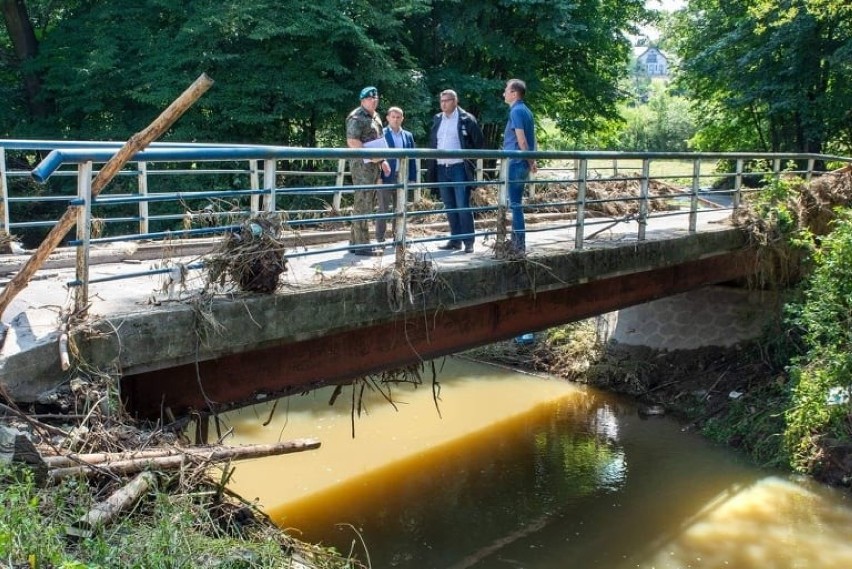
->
xmin=221 ymin=357 xmax=852 ymax=568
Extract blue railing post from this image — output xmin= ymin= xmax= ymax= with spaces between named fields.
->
xmin=249 ymin=159 xmax=260 ymax=213
xmin=263 ymin=159 xmax=276 ymax=213
xmin=733 ymin=159 xmax=744 ymax=214
xmin=394 ymin=159 xmax=409 ymax=266
xmin=412 ymin=159 xmax=422 ymax=203
xmin=75 ymin=161 xmax=94 ymax=313
xmin=497 ymin=158 xmax=510 ymax=250
xmin=575 ymin=158 xmax=588 ymax=249
xmin=333 ymin=159 xmax=346 ymax=211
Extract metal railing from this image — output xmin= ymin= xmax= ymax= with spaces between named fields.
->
xmin=2 ymin=139 xmax=850 ymax=312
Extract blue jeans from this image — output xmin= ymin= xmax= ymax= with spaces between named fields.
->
xmin=437 ymin=163 xmax=474 ymax=247
xmin=508 ymin=160 xmax=530 ymax=249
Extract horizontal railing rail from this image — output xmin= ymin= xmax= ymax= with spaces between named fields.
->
xmin=2 ymin=139 xmax=849 ymax=313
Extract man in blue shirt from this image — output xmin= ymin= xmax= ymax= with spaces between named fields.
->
xmin=503 ymin=78 xmax=537 ymax=253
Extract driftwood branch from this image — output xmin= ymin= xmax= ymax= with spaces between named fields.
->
xmin=44 ymin=448 xmax=185 ymax=468
xmin=48 ymin=439 xmax=320 ymax=480
xmin=66 ymin=471 xmax=157 ymax=539
xmin=0 ymin=73 xmax=214 ymax=317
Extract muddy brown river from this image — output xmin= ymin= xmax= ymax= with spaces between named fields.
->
xmin=221 ymin=357 xmax=852 ymax=568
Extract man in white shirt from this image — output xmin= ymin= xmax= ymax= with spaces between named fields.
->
xmin=427 ymin=90 xmax=484 ymax=254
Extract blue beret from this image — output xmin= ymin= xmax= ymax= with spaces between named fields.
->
xmin=359 ymin=86 xmax=379 ymax=99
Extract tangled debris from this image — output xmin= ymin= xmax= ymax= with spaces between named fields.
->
xmin=733 ymin=165 xmax=852 ymax=289
xmin=1 ymin=372 xmax=357 ymax=568
xmin=793 ymin=165 xmax=852 ymax=236
xmin=206 ymin=214 xmax=289 ymax=293
xmin=527 ymin=178 xmax=682 ymax=217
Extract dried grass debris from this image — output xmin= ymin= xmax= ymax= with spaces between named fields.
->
xmin=794 ymin=165 xmax=852 ymax=236
xmin=206 ymin=214 xmax=289 ymax=293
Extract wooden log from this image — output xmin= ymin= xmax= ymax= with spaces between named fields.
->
xmin=44 ymin=448 xmax=181 ymax=468
xmin=66 ymin=471 xmax=157 ymax=539
xmin=48 ymin=438 xmax=320 ymax=480
xmin=44 ymin=441 xmax=308 ymax=468
xmin=0 ymin=73 xmax=215 ymax=318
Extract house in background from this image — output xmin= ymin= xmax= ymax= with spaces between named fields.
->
xmin=633 ymin=45 xmax=670 ymax=78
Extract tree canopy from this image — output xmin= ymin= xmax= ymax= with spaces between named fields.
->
xmin=1 ymin=0 xmax=648 ymax=147
xmin=669 ymin=0 xmax=852 ymax=154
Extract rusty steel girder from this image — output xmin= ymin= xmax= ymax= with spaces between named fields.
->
xmin=123 ymin=249 xmax=755 ymax=419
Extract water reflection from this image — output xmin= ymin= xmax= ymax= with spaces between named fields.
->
xmin=219 ymin=357 xmax=852 ymax=569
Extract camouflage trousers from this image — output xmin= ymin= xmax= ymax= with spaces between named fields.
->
xmin=349 ymin=160 xmax=380 ymax=245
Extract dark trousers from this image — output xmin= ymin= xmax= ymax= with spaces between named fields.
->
xmin=437 ymin=163 xmax=474 ymax=247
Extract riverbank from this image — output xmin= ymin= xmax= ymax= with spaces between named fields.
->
xmin=0 ymin=400 xmax=364 ymax=568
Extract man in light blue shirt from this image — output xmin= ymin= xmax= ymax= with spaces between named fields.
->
xmin=503 ymin=78 xmax=537 ymax=253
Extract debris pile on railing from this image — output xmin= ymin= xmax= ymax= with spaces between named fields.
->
xmin=734 ymin=164 xmax=852 ymax=289
xmin=206 ymin=213 xmax=289 ymax=293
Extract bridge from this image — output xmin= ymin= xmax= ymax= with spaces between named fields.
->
xmin=1 ymin=141 xmax=848 ymax=420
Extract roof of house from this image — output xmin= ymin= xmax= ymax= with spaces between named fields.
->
xmin=632 ymin=45 xmax=670 ymax=61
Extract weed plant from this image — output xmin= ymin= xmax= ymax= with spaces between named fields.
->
xmin=0 ymin=463 xmax=359 ymax=569
xmin=784 ymin=208 xmax=852 ymax=475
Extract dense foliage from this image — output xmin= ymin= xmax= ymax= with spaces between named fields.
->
xmin=1 ymin=0 xmax=648 ymax=148
xmin=612 ymin=82 xmax=696 ymax=151
xmin=668 ymin=0 xmax=852 ymax=154
xmin=785 ymin=209 xmax=852 ymax=474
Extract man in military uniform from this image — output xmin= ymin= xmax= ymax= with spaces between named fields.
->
xmin=346 ymin=86 xmax=390 ymax=255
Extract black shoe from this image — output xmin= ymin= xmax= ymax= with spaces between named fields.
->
xmin=437 ymin=242 xmax=461 ymax=251
xmin=463 ymin=244 xmax=474 ymax=254
xmin=352 ymin=247 xmax=383 ymax=257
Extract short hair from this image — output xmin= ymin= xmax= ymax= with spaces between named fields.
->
xmin=440 ymin=89 xmax=458 ymax=101
xmin=506 ymin=79 xmax=526 ymax=98
xmin=387 ymin=106 xmax=404 ymax=116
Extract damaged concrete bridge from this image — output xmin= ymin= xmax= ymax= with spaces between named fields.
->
xmin=0 ymin=218 xmax=755 ymax=420
xmin=4 ymin=142 xmax=838 ymax=422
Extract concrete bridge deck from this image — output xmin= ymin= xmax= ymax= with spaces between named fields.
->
xmin=0 ymin=209 xmax=754 ymax=418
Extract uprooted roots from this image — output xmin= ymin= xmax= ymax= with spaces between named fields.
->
xmin=384 ymin=250 xmax=442 ymax=312
xmin=329 ymin=360 xmax=443 ymax=438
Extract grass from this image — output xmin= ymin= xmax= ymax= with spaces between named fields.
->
xmin=0 ymin=463 xmax=363 ymax=569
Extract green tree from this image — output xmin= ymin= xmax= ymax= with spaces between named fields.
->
xmin=616 ymin=85 xmax=695 ymax=152
xmin=2 ymin=0 xmax=652 ymax=149
xmin=406 ymin=0 xmax=649 ymax=148
xmin=22 ymin=0 xmax=422 ymax=145
xmin=670 ymin=0 xmax=852 ymax=155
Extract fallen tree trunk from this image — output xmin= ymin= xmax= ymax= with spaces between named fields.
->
xmin=66 ymin=470 xmax=157 ymax=539
xmin=48 ymin=439 xmax=320 ymax=480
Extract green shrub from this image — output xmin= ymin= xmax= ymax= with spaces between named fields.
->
xmin=784 ymin=209 xmax=852 ymax=472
